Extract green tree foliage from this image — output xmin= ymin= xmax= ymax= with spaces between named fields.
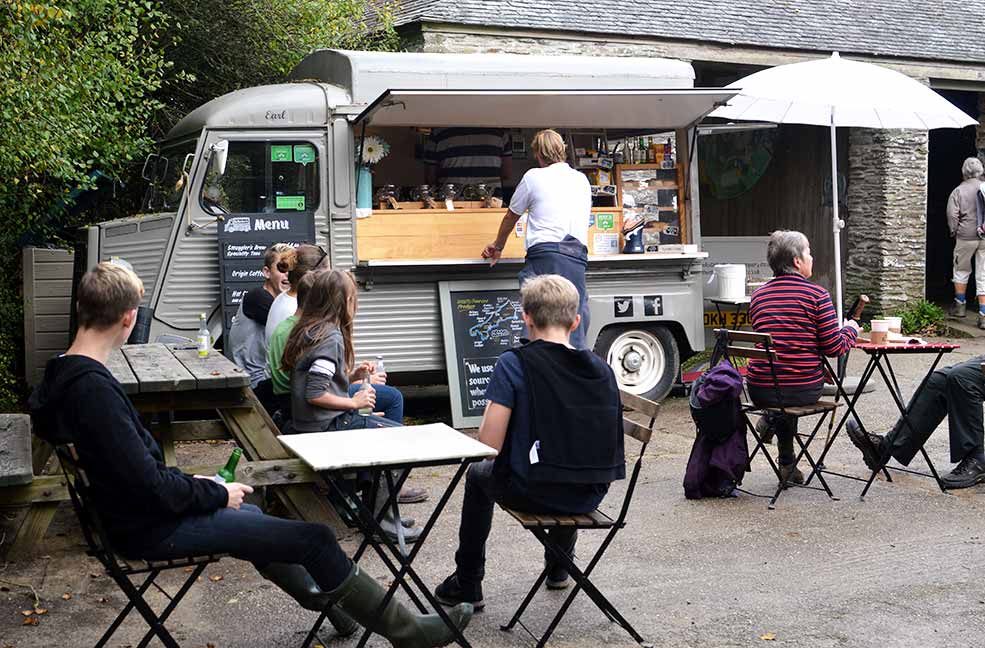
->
xmin=0 ymin=0 xmax=171 ymax=409
xmin=0 ymin=0 xmax=397 ymax=410
xmin=156 ymin=0 xmax=398 ymax=132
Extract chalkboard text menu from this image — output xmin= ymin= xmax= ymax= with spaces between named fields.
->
xmin=439 ymin=280 xmax=523 ymax=427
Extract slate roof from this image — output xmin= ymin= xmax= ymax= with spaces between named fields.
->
xmin=387 ymin=0 xmax=985 ymax=65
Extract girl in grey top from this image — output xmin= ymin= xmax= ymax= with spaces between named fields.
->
xmin=281 ymin=269 xmax=398 ymax=433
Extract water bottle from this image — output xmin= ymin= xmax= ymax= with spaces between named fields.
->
xmin=375 ymin=355 xmax=385 ymax=375
xmin=197 ymin=313 xmax=210 ymax=358
xmin=358 ymin=369 xmax=373 ymax=416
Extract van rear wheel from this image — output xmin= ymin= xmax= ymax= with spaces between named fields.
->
xmin=594 ymin=325 xmax=679 ymax=402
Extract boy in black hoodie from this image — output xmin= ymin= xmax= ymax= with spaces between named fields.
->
xmin=435 ymin=275 xmax=625 ymax=610
xmin=29 ymin=262 xmax=471 ymax=647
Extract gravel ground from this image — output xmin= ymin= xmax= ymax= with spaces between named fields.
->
xmin=4 ymin=336 xmax=985 ymax=647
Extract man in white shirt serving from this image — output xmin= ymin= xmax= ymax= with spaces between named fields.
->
xmin=482 ymin=129 xmax=592 ymax=349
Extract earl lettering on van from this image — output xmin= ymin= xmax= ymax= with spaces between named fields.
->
xmin=265 ymin=110 xmax=287 ymax=120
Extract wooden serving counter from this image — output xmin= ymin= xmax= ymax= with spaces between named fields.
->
xmin=356 ymin=207 xmax=625 ymax=261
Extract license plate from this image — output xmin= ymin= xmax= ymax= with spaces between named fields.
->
xmin=703 ymin=310 xmax=750 ymax=329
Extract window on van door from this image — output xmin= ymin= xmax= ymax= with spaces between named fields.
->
xmin=142 ymin=139 xmax=197 ymax=212
xmin=199 ymin=141 xmax=319 ymax=215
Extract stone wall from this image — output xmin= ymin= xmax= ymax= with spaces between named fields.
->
xmin=978 ymin=94 xmax=985 ymax=162
xmin=845 ymin=129 xmax=929 ymax=315
xmin=414 ymin=30 xmax=687 ymax=58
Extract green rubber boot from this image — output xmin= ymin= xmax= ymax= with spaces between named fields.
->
xmin=259 ymin=563 xmax=359 ymax=637
xmin=329 ymin=564 xmax=473 ymax=648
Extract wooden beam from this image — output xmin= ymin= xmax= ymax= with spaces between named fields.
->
xmin=152 ymin=420 xmax=231 ymax=442
xmin=0 ymin=459 xmax=321 ymax=507
xmin=5 ymin=503 xmax=59 ymax=561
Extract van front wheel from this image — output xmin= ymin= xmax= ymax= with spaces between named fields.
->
xmin=594 ymin=325 xmax=679 ymax=401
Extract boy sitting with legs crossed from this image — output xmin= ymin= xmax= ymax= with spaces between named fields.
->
xmin=29 ymin=262 xmax=472 ymax=646
xmin=436 ymin=274 xmax=625 ymax=609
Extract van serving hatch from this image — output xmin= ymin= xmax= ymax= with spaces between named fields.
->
xmin=354 ymin=89 xmax=737 ymax=130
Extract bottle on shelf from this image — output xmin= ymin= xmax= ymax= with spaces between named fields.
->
xmin=214 ymin=447 xmax=242 ymax=484
xmin=197 ymin=313 xmax=210 ymax=358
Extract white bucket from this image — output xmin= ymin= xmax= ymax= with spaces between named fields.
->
xmin=714 ymin=264 xmax=747 ymax=300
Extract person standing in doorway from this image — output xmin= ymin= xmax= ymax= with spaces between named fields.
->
xmin=481 ymin=129 xmax=592 ymax=349
xmin=946 ymin=156 xmax=985 ymax=327
xmin=425 ymin=128 xmax=513 ymax=194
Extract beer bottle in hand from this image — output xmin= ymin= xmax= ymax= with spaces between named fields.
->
xmin=214 ymin=447 xmax=243 ymax=484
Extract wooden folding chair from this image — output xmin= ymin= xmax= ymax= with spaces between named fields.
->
xmin=717 ymin=329 xmax=840 ymax=508
xmin=498 ymin=389 xmax=658 ymax=648
xmin=56 ymin=444 xmax=224 ymax=648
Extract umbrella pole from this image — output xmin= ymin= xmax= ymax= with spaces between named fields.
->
xmin=830 ymin=116 xmax=844 ymax=323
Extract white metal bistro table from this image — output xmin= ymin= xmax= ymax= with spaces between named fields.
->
xmin=280 ymin=423 xmax=497 ymax=648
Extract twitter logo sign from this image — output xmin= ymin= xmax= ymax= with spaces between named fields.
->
xmin=614 ymin=296 xmax=634 ymax=318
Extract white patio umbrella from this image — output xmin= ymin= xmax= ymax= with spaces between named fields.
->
xmin=710 ymin=52 xmax=977 ymax=320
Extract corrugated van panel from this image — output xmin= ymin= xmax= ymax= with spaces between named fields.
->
xmin=353 ymin=284 xmax=445 ymax=372
xmin=154 ymin=226 xmax=220 ymax=331
xmin=100 ymin=213 xmax=174 ymax=307
xmin=331 ymin=218 xmax=354 ymax=269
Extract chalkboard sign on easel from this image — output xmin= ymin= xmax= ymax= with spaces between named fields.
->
xmin=439 ymin=279 xmax=524 ymax=428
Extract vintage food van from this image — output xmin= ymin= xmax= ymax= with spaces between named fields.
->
xmin=82 ymin=50 xmax=733 ymax=407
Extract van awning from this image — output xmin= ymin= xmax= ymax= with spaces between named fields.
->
xmin=354 ymin=89 xmax=737 ymax=130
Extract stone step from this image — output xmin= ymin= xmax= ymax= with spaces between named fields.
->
xmin=944 ymin=317 xmax=985 ymax=338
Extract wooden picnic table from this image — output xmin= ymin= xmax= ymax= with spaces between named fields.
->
xmin=2 ymin=343 xmax=342 ymax=560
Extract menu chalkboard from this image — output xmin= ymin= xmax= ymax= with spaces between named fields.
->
xmin=439 ymin=280 xmax=524 ymax=427
xmin=216 ymin=212 xmax=315 ymax=349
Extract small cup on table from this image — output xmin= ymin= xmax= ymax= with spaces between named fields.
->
xmin=870 ymin=319 xmax=890 ymax=345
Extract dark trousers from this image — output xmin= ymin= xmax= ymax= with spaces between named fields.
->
xmin=140 ymin=504 xmax=352 ymax=591
xmin=520 ymin=236 xmax=590 ymax=350
xmin=749 ymin=382 xmax=824 ymax=464
xmin=454 ymin=460 xmax=576 ymax=585
xmin=883 ymin=356 xmax=985 ymax=465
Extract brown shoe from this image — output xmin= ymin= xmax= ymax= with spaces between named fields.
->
xmin=397 ymin=485 xmax=430 ymax=504
xmin=778 ymin=463 xmax=804 ymax=486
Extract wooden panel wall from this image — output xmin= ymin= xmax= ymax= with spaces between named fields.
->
xmin=699 ymin=124 xmax=850 ymax=295
xmin=23 ymin=248 xmax=74 ymax=387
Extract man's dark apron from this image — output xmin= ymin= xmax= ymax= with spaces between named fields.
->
xmin=518 ymin=235 xmax=590 ymax=349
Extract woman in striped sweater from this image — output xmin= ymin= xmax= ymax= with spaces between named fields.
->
xmin=748 ymin=231 xmax=861 ymax=484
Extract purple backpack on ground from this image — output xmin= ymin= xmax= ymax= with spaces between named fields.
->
xmin=683 ymin=352 xmax=749 ymax=499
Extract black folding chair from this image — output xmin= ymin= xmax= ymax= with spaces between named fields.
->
xmin=718 ymin=329 xmax=841 ymax=509
xmin=55 ymin=444 xmax=224 ymax=648
xmin=498 ymin=390 xmax=658 ymax=648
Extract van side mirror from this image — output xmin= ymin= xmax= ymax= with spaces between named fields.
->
xmin=210 ymin=140 xmax=229 ymax=176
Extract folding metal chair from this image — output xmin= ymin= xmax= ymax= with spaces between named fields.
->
xmin=56 ymin=444 xmax=224 ymax=648
xmin=498 ymin=390 xmax=658 ymax=648
xmin=718 ymin=329 xmax=841 ymax=508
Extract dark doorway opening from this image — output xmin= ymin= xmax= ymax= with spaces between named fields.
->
xmin=926 ymin=90 xmax=980 ymax=305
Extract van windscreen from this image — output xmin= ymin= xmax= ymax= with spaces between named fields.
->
xmin=200 ymin=140 xmax=319 ymax=215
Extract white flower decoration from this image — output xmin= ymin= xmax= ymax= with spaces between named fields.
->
xmin=360 ymin=136 xmax=391 ymax=165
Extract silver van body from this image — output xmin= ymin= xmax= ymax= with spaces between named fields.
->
xmin=86 ymin=50 xmax=732 ymax=399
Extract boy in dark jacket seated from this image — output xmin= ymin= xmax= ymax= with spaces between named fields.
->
xmin=436 ymin=275 xmax=625 ymax=609
xmin=29 ymin=262 xmax=472 ymax=647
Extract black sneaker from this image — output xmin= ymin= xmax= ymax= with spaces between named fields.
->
xmin=846 ymin=419 xmax=885 ymax=471
xmin=435 ymin=573 xmax=484 ymax=611
xmin=545 ymin=561 xmax=571 ymax=590
xmin=942 ymin=455 xmax=985 ymax=490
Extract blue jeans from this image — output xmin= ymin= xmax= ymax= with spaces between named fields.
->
xmin=520 ymin=236 xmax=590 ymax=349
xmin=454 ymin=460 xmax=576 ymax=585
xmin=139 ymin=504 xmax=352 ymax=591
xmin=347 ymin=383 xmax=404 ymax=424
